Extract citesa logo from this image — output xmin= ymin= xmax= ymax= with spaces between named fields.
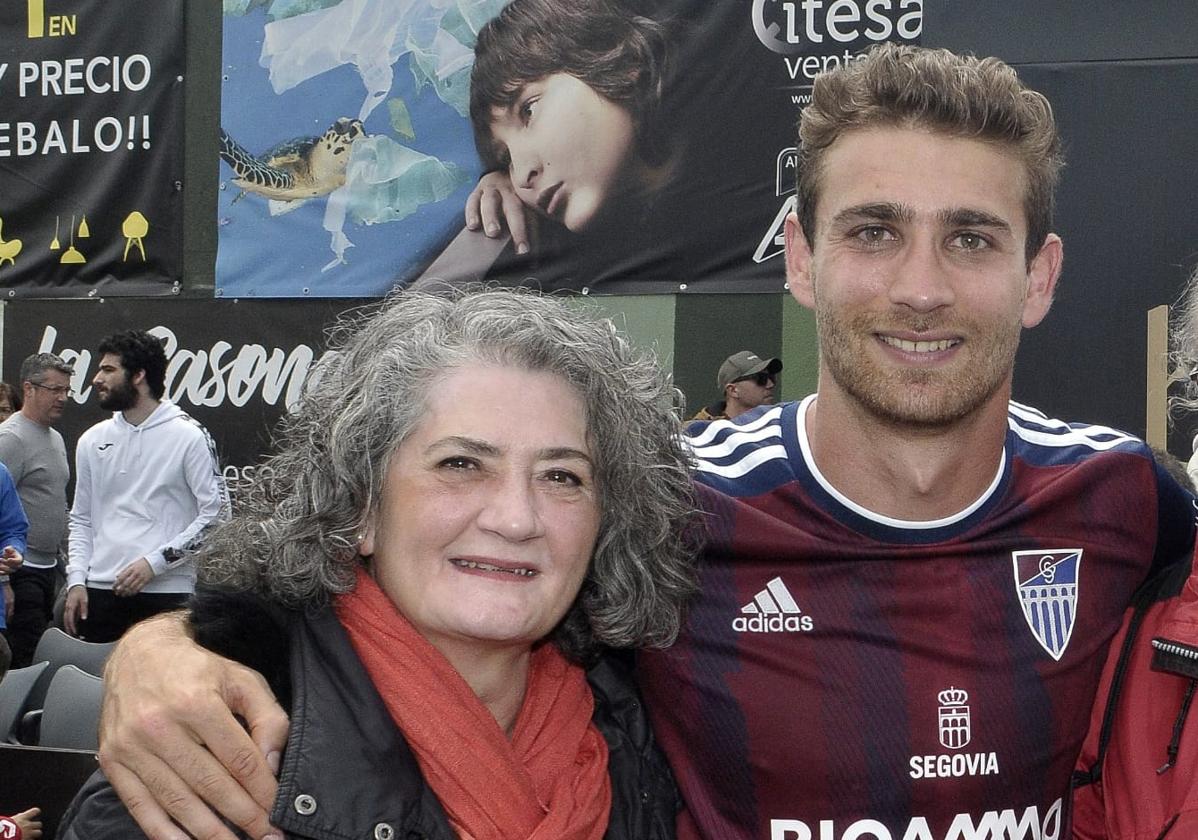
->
xmin=750 ymin=0 xmax=923 ymax=56
xmin=732 ymin=576 xmax=814 ymax=633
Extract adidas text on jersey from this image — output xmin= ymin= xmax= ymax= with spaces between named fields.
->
xmin=733 ymin=576 xmax=814 ymax=633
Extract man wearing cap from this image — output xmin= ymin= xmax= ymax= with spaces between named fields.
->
xmin=691 ymin=351 xmax=782 ymax=421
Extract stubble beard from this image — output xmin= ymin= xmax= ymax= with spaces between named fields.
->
xmin=814 ymin=304 xmax=1022 ymax=431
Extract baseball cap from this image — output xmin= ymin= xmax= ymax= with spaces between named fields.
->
xmin=717 ymin=351 xmax=783 ymax=390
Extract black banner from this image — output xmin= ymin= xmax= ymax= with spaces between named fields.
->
xmin=2 ymin=298 xmax=368 ymax=504
xmin=0 ymin=0 xmax=184 ymax=296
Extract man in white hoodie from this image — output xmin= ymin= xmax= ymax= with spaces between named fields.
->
xmin=65 ymin=330 xmax=228 ymax=643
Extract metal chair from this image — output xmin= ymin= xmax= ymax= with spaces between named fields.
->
xmin=0 ymin=662 xmax=49 ymax=743
xmin=32 ymin=664 xmax=103 ymax=751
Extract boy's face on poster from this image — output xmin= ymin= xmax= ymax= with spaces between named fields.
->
xmin=489 ymin=73 xmax=641 ymax=232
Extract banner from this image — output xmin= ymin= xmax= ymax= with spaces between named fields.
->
xmin=215 ymin=0 xmax=922 ymax=298
xmin=0 ymin=0 xmax=184 ymax=296
xmin=2 ymin=298 xmax=367 ymax=504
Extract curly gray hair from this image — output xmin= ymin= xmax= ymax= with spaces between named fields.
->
xmin=1169 ymin=265 xmax=1198 ymax=418
xmin=199 ymin=287 xmax=699 ymax=661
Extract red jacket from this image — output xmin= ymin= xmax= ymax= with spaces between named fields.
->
xmin=1073 ymin=557 xmax=1198 ymax=838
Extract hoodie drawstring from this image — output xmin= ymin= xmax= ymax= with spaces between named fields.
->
xmin=1156 ymin=677 xmax=1197 ymax=775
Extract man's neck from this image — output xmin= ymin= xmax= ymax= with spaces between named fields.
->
xmin=121 ymin=397 xmax=161 ymax=427
xmin=17 ymin=407 xmax=49 ymax=428
xmin=804 ymin=386 xmax=1010 ymax=522
xmin=725 ymin=397 xmax=749 ymax=419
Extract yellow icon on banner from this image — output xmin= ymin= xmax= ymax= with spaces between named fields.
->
xmin=49 ymin=215 xmax=61 ymax=250
xmin=0 ymin=218 xmax=22 ymax=268
xmin=122 ymin=211 xmax=149 ymax=261
xmin=27 ymin=0 xmax=77 ymax=38
xmin=61 ymin=213 xmax=85 ymax=264
xmin=27 ymin=0 xmax=44 ymax=37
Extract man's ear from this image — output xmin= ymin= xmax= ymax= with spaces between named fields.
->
xmin=785 ymin=212 xmax=815 ymax=310
xmin=1021 ymin=233 xmax=1063 ymax=328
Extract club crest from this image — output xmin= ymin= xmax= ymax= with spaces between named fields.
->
xmin=1012 ymin=549 xmax=1082 ymax=661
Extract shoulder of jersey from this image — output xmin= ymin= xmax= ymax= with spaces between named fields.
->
xmin=685 ymin=404 xmax=794 ymax=492
xmin=1007 ymin=400 xmax=1145 ymax=462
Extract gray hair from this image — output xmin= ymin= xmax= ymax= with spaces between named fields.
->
xmin=1170 ymin=265 xmax=1198 ymax=418
xmin=19 ymin=352 xmax=73 ymax=385
xmin=199 ymin=287 xmax=699 ymax=661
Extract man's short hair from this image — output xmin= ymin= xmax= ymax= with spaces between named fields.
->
xmin=19 ymin=352 xmax=74 ymax=387
xmin=97 ymin=330 xmax=168 ymax=400
xmin=796 ymin=42 xmax=1063 ymax=264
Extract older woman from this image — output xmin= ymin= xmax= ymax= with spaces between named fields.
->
xmin=60 ymin=288 xmax=696 ymax=840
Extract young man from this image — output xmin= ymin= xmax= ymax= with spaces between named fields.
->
xmin=690 ymin=351 xmax=782 ymax=421
xmin=0 ymin=353 xmax=74 ymax=668
xmin=87 ymin=46 xmax=1194 ymax=840
xmin=65 ymin=331 xmax=229 ymax=643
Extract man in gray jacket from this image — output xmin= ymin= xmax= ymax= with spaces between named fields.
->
xmin=0 ymin=353 xmax=73 ymax=668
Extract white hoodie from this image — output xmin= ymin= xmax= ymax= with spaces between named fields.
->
xmin=67 ymin=400 xmax=230 ymax=593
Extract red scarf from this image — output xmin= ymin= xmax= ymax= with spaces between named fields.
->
xmin=335 ymin=568 xmax=611 ymax=840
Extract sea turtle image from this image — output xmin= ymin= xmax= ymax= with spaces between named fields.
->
xmin=220 ymin=117 xmax=366 ymax=203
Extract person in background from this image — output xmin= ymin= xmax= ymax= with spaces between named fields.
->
xmin=0 ymin=382 xmax=17 ymax=422
xmin=0 ymin=605 xmax=44 ymax=840
xmin=64 ymin=330 xmax=228 ymax=643
xmin=0 ymin=354 xmax=74 ymax=668
xmin=0 ymin=461 xmax=28 ymax=649
xmin=59 ymin=288 xmax=694 ymax=840
xmin=689 ymin=351 xmax=782 ymax=421
xmin=0 ymin=807 xmax=43 ymax=839
xmin=1072 ymin=266 xmax=1198 ymax=836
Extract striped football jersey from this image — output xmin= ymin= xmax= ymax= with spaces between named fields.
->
xmin=639 ymin=396 xmax=1196 ymax=839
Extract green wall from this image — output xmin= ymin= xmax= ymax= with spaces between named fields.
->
xmin=575 ymin=293 xmax=819 ymax=417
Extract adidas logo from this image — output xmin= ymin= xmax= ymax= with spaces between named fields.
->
xmin=732 ymin=576 xmax=814 ymax=633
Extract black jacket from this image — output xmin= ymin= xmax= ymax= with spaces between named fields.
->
xmin=60 ymin=591 xmax=679 ymax=840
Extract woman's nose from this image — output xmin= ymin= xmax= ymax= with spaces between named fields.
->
xmin=476 ymin=480 xmax=543 ymax=542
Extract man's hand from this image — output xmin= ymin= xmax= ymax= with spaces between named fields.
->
xmin=99 ymin=612 xmax=289 ymax=840
xmin=113 ymin=557 xmax=154 ymax=597
xmin=0 ymin=545 xmax=22 ymax=574
xmin=3 ymin=582 xmax=12 ymax=622
xmin=64 ymin=585 xmax=87 ymax=637
xmin=465 ymin=170 xmax=531 ymax=255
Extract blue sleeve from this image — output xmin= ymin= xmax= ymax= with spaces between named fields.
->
xmin=0 ymin=463 xmax=29 ymax=557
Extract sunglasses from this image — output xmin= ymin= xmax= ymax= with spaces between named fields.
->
xmin=736 ymin=371 xmax=775 ymax=387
